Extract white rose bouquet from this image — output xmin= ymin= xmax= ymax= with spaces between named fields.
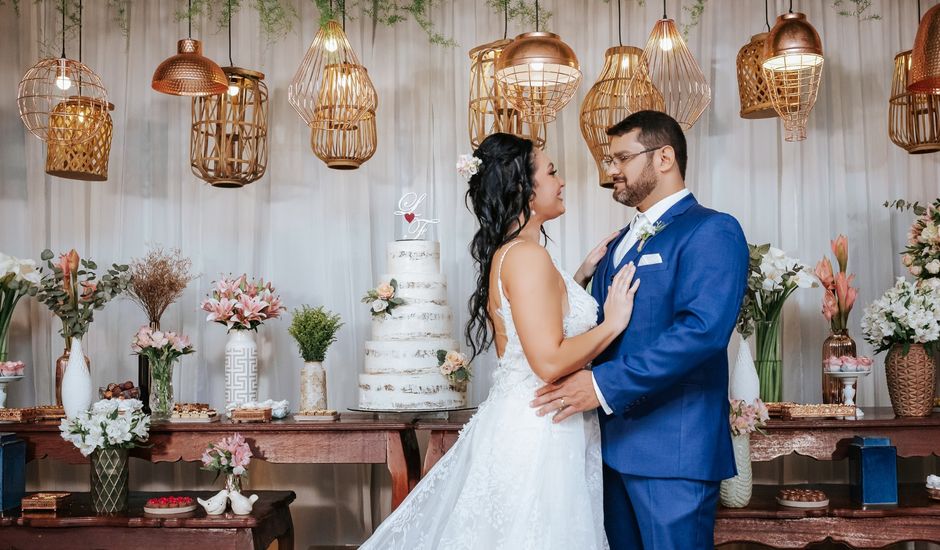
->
xmin=59 ymin=398 xmax=150 ymax=456
xmin=861 ymin=277 xmax=940 ymax=355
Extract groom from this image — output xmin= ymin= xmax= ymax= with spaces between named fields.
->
xmin=532 ymin=111 xmax=749 ymax=549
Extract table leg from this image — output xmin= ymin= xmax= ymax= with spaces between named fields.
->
xmin=386 ymin=429 xmax=421 ymax=510
xmin=423 ymin=431 xmax=446 ymax=477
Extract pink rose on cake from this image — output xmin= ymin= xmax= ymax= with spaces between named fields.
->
xmin=437 ymin=350 xmax=471 ymax=386
xmin=362 ymin=280 xmax=405 ymax=318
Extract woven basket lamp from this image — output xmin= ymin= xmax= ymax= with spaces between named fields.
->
xmin=580 ymin=46 xmax=664 ymax=188
xmin=629 ymin=18 xmax=710 ymax=130
xmin=908 ymin=3 xmax=940 ymax=94
xmin=762 ymin=12 xmax=824 ymax=142
xmin=889 ymin=50 xmax=940 ymax=154
xmin=310 ymin=107 xmax=377 ymax=169
xmin=469 ymin=39 xmax=547 ymax=150
xmin=495 ymin=31 xmax=583 ymax=124
xmin=736 ymin=33 xmax=777 ymax=119
xmin=17 ymin=58 xmax=108 ymax=144
xmin=191 ymin=67 xmax=269 ymax=187
xmin=289 ymin=21 xmax=377 ymax=130
xmin=44 ymin=97 xmax=114 ymax=181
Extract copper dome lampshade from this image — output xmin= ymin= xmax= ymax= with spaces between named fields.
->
xmin=762 ymin=11 xmax=824 ymax=141
xmin=908 ymin=3 xmax=940 ymax=94
xmin=152 ymin=38 xmax=227 ymax=96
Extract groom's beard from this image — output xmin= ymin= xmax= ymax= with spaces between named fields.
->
xmin=613 ymin=161 xmax=658 ymax=208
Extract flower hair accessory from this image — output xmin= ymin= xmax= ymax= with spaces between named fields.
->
xmin=456 ymin=154 xmax=483 ymax=181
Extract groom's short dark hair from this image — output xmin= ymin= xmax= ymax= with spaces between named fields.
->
xmin=607 ymin=111 xmax=687 ymax=179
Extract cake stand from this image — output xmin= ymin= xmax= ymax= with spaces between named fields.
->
xmin=825 ymin=370 xmax=872 ymax=418
xmin=0 ymin=375 xmax=24 ymax=408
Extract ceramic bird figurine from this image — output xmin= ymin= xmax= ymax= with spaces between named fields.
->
xmin=228 ymin=490 xmax=259 ymax=515
xmin=197 ymin=489 xmax=229 ymax=515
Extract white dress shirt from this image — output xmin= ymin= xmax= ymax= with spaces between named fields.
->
xmin=592 ymin=188 xmax=691 ymax=415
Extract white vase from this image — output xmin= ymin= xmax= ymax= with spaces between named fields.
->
xmin=720 ymin=433 xmax=753 ymax=508
xmin=61 ymin=336 xmax=93 ymax=417
xmin=300 ymin=361 xmax=327 ymax=411
xmin=225 ymin=330 xmax=258 ymax=405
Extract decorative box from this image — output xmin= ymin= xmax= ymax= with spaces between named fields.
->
xmin=21 ymin=492 xmax=71 ymax=512
xmin=0 ymin=432 xmax=26 ymax=511
xmin=848 ymin=436 xmax=898 ymax=506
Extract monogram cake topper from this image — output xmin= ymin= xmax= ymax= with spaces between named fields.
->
xmin=395 ymin=192 xmax=439 ymax=240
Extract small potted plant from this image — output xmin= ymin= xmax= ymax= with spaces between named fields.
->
xmin=288 ymin=306 xmax=343 ymax=412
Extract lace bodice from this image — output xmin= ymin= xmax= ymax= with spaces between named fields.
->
xmin=490 ymin=240 xmax=600 ymax=398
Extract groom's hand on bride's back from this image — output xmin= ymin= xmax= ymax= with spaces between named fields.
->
xmin=531 ymin=370 xmax=599 ymax=423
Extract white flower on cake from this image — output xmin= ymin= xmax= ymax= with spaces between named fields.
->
xmin=437 ymin=350 xmax=471 ymax=385
xmin=363 ymin=279 xmax=405 ymax=317
xmin=456 ymin=154 xmax=482 ymax=181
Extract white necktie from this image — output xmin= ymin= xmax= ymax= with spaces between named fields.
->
xmin=614 ymin=213 xmax=650 ymax=265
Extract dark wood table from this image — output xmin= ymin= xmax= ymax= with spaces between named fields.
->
xmin=715 ymin=484 xmax=940 ymax=548
xmin=0 ymin=491 xmax=295 ymax=550
xmin=5 ymin=414 xmax=421 ymax=510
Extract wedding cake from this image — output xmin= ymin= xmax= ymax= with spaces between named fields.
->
xmin=358 ymin=239 xmax=468 ymax=410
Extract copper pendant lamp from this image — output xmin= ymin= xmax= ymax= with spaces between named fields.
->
xmin=629 ymin=0 xmax=710 ymax=130
xmin=762 ymin=5 xmax=824 ymax=141
xmin=152 ymin=0 xmax=227 ymax=96
xmin=909 ymin=2 xmax=940 ymax=94
xmin=17 ymin=0 xmax=108 ymax=144
xmin=191 ymin=2 xmax=269 ymax=187
xmin=494 ymin=0 xmax=582 ymax=124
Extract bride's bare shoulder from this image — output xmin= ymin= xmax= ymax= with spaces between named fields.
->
xmin=497 ymin=241 xmax=555 ymax=286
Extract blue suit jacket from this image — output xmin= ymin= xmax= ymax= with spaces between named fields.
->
xmin=591 ymin=193 xmax=749 ymax=482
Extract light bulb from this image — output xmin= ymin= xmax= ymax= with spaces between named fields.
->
xmin=227 ymin=84 xmax=240 ymax=96
xmin=531 ymin=62 xmax=545 ymax=71
xmin=55 ymin=59 xmax=72 ymax=90
xmin=659 ymin=37 xmax=674 ymax=51
xmin=324 ymin=37 xmax=339 ymax=52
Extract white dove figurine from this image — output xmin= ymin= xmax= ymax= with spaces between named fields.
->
xmin=198 ymin=489 xmax=229 ymax=515
xmin=228 ymin=490 xmax=259 ymax=515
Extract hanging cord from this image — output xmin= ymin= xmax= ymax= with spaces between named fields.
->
xmin=788 ymin=0 xmax=793 ymax=14
xmin=765 ymin=0 xmax=770 ymax=31
xmin=663 ymin=0 xmax=667 ymax=19
xmin=618 ymin=0 xmax=623 ymax=45
xmin=227 ymin=0 xmax=233 ymax=66
xmin=342 ymin=1 xmax=346 ymax=31
xmin=535 ymin=0 xmax=539 ymax=32
xmin=78 ymin=0 xmax=82 ymax=63
xmin=188 ymin=0 xmax=192 ymax=38
xmin=918 ymin=0 xmax=922 ymax=21
xmin=60 ymin=0 xmax=66 ymax=58
xmin=503 ymin=0 xmax=508 ymax=39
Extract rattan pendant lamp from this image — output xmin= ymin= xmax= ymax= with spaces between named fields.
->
xmin=152 ymin=0 xmax=227 ymax=96
xmin=45 ymin=0 xmax=115 ymax=181
xmin=580 ymin=0 xmax=664 ymax=188
xmin=494 ymin=0 xmax=582 ymax=124
xmin=908 ymin=0 xmax=940 ymax=93
xmin=761 ymin=0 xmax=824 ymax=142
xmin=628 ymin=0 xmax=710 ymax=130
xmin=468 ymin=1 xmax=547 ymax=149
xmin=890 ymin=0 xmax=940 ymax=153
xmin=736 ymin=0 xmax=777 ymax=119
xmin=17 ymin=0 xmax=108 ymax=144
xmin=190 ymin=0 xmax=269 ymax=187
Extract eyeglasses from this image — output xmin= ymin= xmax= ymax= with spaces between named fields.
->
xmin=601 ymin=146 xmax=664 ymax=171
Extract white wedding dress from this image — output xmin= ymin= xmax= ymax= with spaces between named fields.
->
xmin=360 ymin=242 xmax=609 ymax=550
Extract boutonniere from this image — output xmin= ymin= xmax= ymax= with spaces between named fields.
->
xmin=637 ymin=221 xmax=666 ymax=252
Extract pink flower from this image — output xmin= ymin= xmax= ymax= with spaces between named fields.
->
xmin=840 ymin=355 xmax=858 ymax=367
xmin=825 ymin=356 xmax=842 ymax=369
xmin=822 ymin=290 xmax=839 ymax=322
xmin=235 ymin=294 xmax=269 ymax=323
xmin=831 ymin=235 xmax=849 ymax=273
xmin=834 ymin=272 xmax=857 ymax=315
xmin=857 ymin=356 xmax=873 ymax=368
xmin=214 ymin=277 xmax=241 ymax=299
xmin=376 ymin=282 xmax=395 ymax=300
xmin=149 ymin=331 xmax=169 ymax=349
xmin=203 ymin=297 xmax=238 ymax=326
xmin=815 ymin=257 xmax=835 ymax=290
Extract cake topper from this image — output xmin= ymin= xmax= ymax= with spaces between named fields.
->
xmin=395 ymin=192 xmax=439 ymax=240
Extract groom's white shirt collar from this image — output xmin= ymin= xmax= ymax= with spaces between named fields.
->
xmin=596 ymin=187 xmax=691 ymax=415
xmin=613 ymin=188 xmax=691 ymax=266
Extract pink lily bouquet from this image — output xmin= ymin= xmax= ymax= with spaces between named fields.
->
xmin=728 ymin=398 xmax=770 ymax=437
xmin=201 ymin=275 xmax=285 ymax=331
xmin=815 ymin=235 xmax=859 ymax=332
xmin=437 ymin=350 xmax=471 ymax=387
xmin=202 ymin=433 xmax=253 ymax=489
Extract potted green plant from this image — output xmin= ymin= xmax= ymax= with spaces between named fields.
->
xmin=288 ymin=306 xmax=343 ymax=411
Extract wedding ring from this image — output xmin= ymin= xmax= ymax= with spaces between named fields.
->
xmin=560 ymin=398 xmax=566 ymax=408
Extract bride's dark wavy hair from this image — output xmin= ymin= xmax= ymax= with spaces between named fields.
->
xmin=464 ymin=132 xmax=546 ymax=360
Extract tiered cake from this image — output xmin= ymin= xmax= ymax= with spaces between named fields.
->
xmin=358 ymin=240 xmax=467 ymax=410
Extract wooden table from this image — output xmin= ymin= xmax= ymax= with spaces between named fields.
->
xmin=5 ymin=414 xmax=421 ymax=510
xmin=416 ymin=408 xmax=940 ymax=548
xmin=0 ymin=491 xmax=295 ymax=550
xmin=715 ymin=484 xmax=940 ymax=548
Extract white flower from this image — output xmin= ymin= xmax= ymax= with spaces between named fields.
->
xmin=921 ymin=223 xmax=939 ymax=244
xmin=233 ymin=466 xmax=246 ymax=476
xmin=927 ymin=260 xmax=940 ymax=275
xmin=371 ymin=300 xmax=388 ymax=313
xmin=456 ymin=154 xmax=483 ymax=181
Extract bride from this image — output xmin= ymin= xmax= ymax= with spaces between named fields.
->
xmin=359 ymin=133 xmax=640 ymax=549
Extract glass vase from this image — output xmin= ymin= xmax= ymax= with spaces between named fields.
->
xmin=821 ymin=329 xmax=856 ymax=404
xmin=755 ymin=318 xmax=782 ymax=402
xmin=226 ymin=473 xmax=243 ymax=494
xmin=90 ymin=447 xmax=129 ymax=514
xmin=149 ymin=356 xmax=176 ymax=421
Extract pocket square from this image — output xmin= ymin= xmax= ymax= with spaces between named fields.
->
xmin=637 ymin=253 xmax=663 ymax=267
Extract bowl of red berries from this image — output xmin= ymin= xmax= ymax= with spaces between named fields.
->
xmin=144 ymin=495 xmax=197 ymax=515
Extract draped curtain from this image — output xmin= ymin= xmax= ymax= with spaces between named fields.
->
xmin=1 ymin=0 xmax=938 ymax=547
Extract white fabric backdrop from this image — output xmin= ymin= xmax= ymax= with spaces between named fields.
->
xmin=2 ymin=0 xmax=939 ymax=547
